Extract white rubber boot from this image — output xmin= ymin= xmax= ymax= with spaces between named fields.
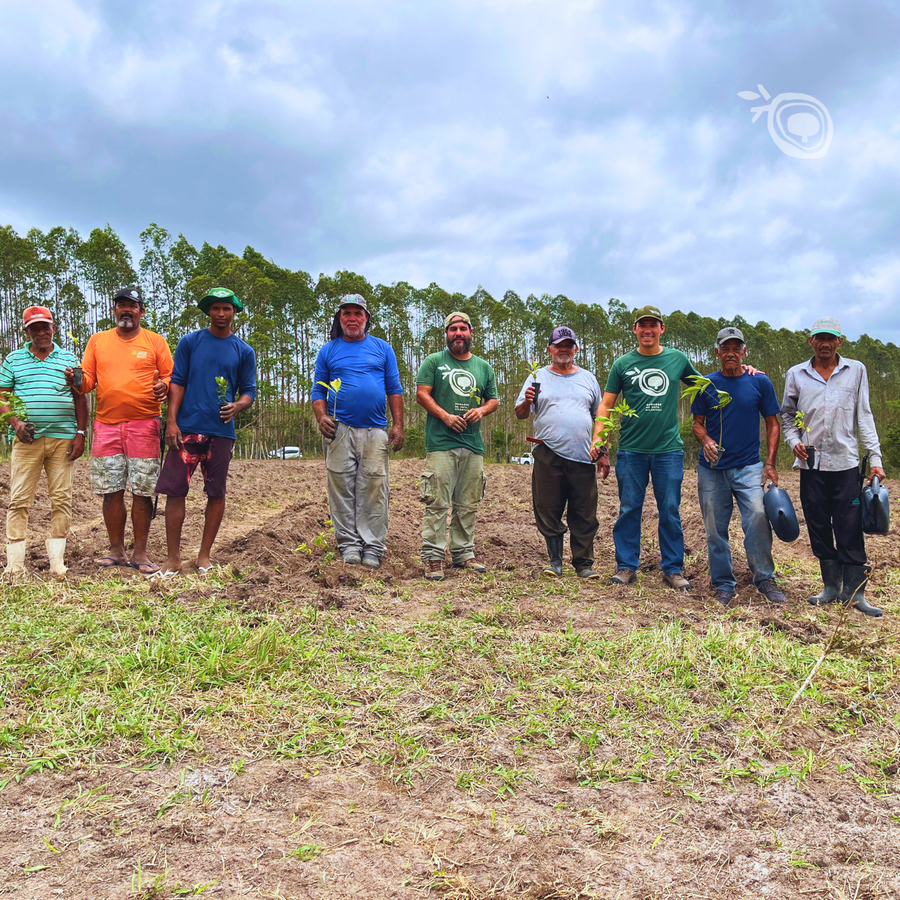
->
xmin=46 ymin=538 xmax=68 ymax=576
xmin=4 ymin=541 xmax=26 ymax=575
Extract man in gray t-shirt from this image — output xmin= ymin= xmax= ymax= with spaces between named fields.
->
xmin=515 ymin=327 xmax=604 ymax=578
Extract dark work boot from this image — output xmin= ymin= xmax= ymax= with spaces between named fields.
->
xmin=841 ymin=564 xmax=882 ymax=617
xmin=543 ymin=535 xmax=564 ymax=577
xmin=808 ymin=558 xmax=841 ymax=606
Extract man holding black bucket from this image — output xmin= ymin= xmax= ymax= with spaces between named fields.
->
xmin=781 ymin=317 xmax=886 ymax=617
xmin=515 ymin=326 xmax=604 ymax=578
xmin=154 ymin=288 xmax=257 ymax=578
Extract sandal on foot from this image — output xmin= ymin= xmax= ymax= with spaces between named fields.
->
xmin=95 ymin=556 xmax=130 ymax=568
xmin=130 ymin=561 xmax=161 ymax=575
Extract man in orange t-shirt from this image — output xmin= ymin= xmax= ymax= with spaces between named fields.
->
xmin=66 ymin=286 xmax=173 ymax=574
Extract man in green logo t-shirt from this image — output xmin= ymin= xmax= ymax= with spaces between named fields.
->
xmin=416 ymin=312 xmax=498 ymax=581
xmin=591 ymin=306 xmax=702 ymax=591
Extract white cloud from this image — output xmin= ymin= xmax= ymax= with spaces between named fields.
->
xmin=2 ymin=0 xmax=900 ymax=341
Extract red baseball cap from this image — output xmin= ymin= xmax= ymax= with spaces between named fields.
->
xmin=23 ymin=306 xmax=54 ymax=327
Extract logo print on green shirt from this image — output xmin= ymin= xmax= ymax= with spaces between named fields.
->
xmin=438 ymin=364 xmax=477 ymax=397
xmin=626 ymin=367 xmax=670 ymax=396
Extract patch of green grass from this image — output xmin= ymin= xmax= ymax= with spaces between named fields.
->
xmin=0 ymin=577 xmax=898 ymax=798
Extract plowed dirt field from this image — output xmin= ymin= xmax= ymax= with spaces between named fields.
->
xmin=1 ymin=459 xmax=898 ymax=899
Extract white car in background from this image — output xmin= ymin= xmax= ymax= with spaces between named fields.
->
xmin=510 ymin=452 xmax=534 ymax=465
xmin=269 ymin=446 xmax=303 ymax=459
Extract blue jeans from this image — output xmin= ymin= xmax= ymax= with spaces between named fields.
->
xmin=697 ymin=462 xmax=775 ymax=591
xmin=613 ymin=451 xmax=684 ymax=575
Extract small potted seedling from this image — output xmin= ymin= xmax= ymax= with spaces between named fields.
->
xmin=593 ymin=400 xmax=638 ymax=458
xmin=681 ymin=375 xmax=732 ymax=468
xmin=0 ymin=392 xmax=35 ymax=440
xmin=526 ymin=358 xmax=543 ymax=411
xmin=67 ymin=331 xmax=83 ymax=389
xmin=316 ymin=378 xmax=342 ymax=424
xmin=794 ymin=410 xmax=815 ymax=469
xmin=215 ymin=376 xmax=230 ymax=410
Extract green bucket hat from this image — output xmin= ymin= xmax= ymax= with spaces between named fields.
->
xmin=198 ymin=287 xmax=245 ymax=315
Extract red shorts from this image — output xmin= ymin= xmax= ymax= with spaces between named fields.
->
xmin=91 ymin=418 xmax=161 ymax=459
xmin=155 ymin=434 xmax=235 ymax=498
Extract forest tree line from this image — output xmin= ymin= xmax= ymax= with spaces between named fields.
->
xmin=2 ymin=221 xmax=899 ymax=468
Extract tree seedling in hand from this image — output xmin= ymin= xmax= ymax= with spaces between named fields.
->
xmin=794 ymin=409 xmax=816 ymax=469
xmin=316 ymin=378 xmax=342 ymax=423
xmin=67 ymin=331 xmax=84 ymax=389
xmin=0 ymin=391 xmax=35 ymax=441
xmin=526 ymin=358 xmax=542 ymax=410
xmin=464 ymin=386 xmax=484 ymax=432
xmin=215 ymin=376 xmax=230 ymax=409
xmin=682 ymin=375 xmax=732 ymax=468
xmin=593 ymin=400 xmax=638 ymax=450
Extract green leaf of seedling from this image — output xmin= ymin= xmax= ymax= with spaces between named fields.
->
xmin=593 ymin=400 xmax=637 ymax=446
xmin=681 ymin=375 xmax=711 ymax=405
xmin=794 ymin=409 xmax=811 ymax=436
xmin=681 ymin=376 xmax=731 ymax=410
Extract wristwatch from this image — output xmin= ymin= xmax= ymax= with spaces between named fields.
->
xmin=76 ymin=430 xmax=86 ymax=436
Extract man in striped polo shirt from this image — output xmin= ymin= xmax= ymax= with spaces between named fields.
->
xmin=1 ymin=306 xmax=88 ymax=576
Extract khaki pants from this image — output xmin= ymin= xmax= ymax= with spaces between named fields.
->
xmin=325 ymin=424 xmax=390 ymax=557
xmin=6 ymin=437 xmax=75 ymax=542
xmin=420 ymin=449 xmax=485 ymax=563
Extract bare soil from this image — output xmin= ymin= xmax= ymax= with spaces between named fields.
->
xmin=1 ymin=459 xmax=898 ymax=899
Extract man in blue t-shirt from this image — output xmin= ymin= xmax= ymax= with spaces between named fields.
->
xmin=311 ymin=295 xmax=404 ymax=569
xmin=691 ymin=327 xmax=784 ymax=606
xmin=154 ymin=288 xmax=257 ymax=577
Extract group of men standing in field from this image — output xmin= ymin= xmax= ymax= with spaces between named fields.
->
xmin=2 ymin=286 xmax=256 ymax=579
xmin=313 ymin=297 xmax=886 ymax=617
xmin=2 ymin=290 xmax=887 ymax=618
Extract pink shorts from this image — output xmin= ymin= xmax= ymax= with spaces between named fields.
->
xmin=91 ymin=418 xmax=161 ymax=459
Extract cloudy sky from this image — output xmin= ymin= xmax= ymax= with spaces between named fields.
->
xmin=2 ymin=0 xmax=900 ymax=341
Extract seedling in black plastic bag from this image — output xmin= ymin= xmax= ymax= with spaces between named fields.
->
xmin=682 ymin=376 xmax=732 ymax=468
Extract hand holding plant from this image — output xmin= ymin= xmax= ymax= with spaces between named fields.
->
xmin=682 ymin=376 xmax=732 ymax=468
xmin=67 ymin=331 xmax=84 ymax=389
xmin=593 ymin=400 xmax=638 ymax=449
xmin=526 ymin=359 xmax=542 ymax=410
xmin=793 ymin=410 xmax=816 ymax=468
xmin=0 ymin=391 xmax=35 ymax=443
xmin=463 ymin=387 xmax=484 ymax=431
xmin=215 ymin=376 xmax=230 ymax=408
xmin=315 ymin=378 xmax=342 ymax=439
